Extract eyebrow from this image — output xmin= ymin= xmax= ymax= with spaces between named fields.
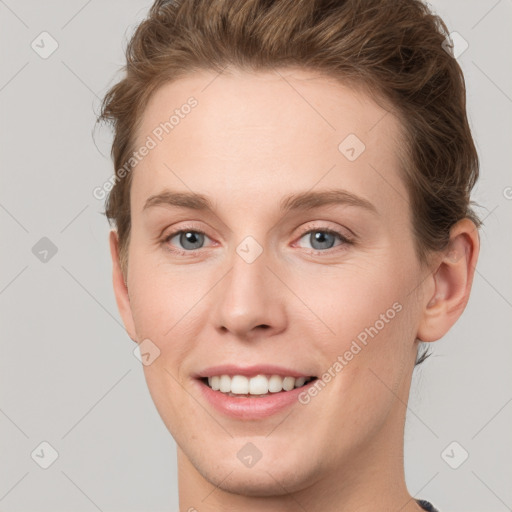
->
xmin=142 ymin=188 xmax=377 ymax=215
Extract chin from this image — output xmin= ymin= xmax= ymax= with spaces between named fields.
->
xmin=190 ymin=445 xmax=321 ymax=498
xmin=204 ymin=465 xmax=314 ymax=497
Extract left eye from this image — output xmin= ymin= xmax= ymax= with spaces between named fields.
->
xmin=297 ymin=229 xmax=348 ymax=251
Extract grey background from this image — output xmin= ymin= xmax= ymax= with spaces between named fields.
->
xmin=1 ymin=1 xmax=511 ymax=511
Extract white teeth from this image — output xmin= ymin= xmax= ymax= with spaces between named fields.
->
xmin=282 ymin=376 xmax=295 ymax=391
xmin=219 ymin=375 xmax=231 ymax=393
xmin=294 ymin=376 xmax=306 ymax=388
xmin=210 ymin=375 xmax=220 ymax=391
xmin=206 ymin=374 xmax=313 ymax=395
xmin=231 ymin=375 xmax=249 ymax=394
xmin=268 ymin=375 xmax=283 ymax=393
xmin=249 ymin=375 xmax=268 ymax=395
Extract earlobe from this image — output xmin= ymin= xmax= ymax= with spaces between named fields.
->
xmin=417 ymin=219 xmax=480 ymax=343
xmin=109 ymin=230 xmax=138 ymax=343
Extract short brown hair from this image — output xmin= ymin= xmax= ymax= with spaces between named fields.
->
xmin=98 ymin=0 xmax=481 ymax=366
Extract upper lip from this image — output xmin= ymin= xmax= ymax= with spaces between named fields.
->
xmin=193 ymin=364 xmax=315 ymax=379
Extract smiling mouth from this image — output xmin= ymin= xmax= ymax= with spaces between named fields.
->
xmin=199 ymin=375 xmax=318 ymax=397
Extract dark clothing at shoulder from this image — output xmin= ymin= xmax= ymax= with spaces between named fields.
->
xmin=416 ymin=498 xmax=440 ymax=511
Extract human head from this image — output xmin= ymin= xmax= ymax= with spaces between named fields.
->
xmin=98 ymin=0 xmax=480 ymax=508
xmin=98 ymin=0 xmax=480 ymax=367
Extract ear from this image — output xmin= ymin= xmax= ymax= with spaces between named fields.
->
xmin=417 ymin=218 xmax=480 ymax=342
xmin=109 ymin=230 xmax=138 ymax=343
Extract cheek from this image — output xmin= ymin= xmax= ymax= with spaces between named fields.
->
xmin=129 ymin=266 xmax=199 ymax=429
xmin=291 ymin=262 xmax=408 ymax=341
xmin=292 ymin=260 xmax=418 ymax=408
xmin=127 ymin=258 xmax=202 ymax=338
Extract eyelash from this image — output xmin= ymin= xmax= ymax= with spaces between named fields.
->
xmin=161 ymin=223 xmax=354 ymax=257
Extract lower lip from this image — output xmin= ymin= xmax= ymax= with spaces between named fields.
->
xmin=195 ymin=378 xmax=318 ymax=420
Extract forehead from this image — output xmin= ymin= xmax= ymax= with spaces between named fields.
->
xmin=130 ymin=68 xmax=407 ymax=218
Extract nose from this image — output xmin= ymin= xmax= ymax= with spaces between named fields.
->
xmin=212 ymin=245 xmax=287 ymax=340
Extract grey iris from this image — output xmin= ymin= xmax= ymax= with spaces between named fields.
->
xmin=180 ymin=231 xmax=204 ymax=250
xmin=310 ymin=231 xmax=336 ymax=250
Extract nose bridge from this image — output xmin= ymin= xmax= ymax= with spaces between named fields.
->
xmin=213 ymin=236 xmax=285 ymax=337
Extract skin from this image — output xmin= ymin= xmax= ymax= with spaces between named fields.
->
xmin=109 ymin=67 xmax=479 ymax=512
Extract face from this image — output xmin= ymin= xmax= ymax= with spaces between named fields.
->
xmin=113 ymin=68 xmax=431 ymax=496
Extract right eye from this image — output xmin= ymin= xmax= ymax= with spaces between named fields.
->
xmin=162 ymin=227 xmax=214 ymax=255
